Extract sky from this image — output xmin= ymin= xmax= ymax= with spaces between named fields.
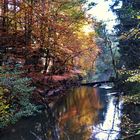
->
xmin=84 ymin=0 xmax=119 ymax=32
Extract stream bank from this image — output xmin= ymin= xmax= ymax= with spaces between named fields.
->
xmin=0 ymin=85 xmax=122 ymax=140
xmin=0 ymin=71 xmax=82 ymax=133
xmin=116 ymin=70 xmax=140 ymax=139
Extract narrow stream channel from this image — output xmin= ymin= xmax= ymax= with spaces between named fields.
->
xmin=1 ymin=86 xmax=123 ymax=140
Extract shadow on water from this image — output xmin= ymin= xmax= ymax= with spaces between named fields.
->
xmin=0 ymin=86 xmax=123 ymax=140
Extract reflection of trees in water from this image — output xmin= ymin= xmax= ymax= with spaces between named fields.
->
xmin=90 ymin=93 xmax=122 ymax=140
xmin=1 ymin=87 xmax=121 ymax=140
xmin=52 ymin=87 xmax=102 ymax=140
xmin=106 ymin=96 xmax=121 ymax=140
xmin=97 ymin=88 xmax=108 ymax=124
xmin=31 ymin=92 xmax=121 ymax=140
xmin=25 ymin=104 xmax=59 ymax=140
xmin=0 ymin=106 xmax=59 ymax=140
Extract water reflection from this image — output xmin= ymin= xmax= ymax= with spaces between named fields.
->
xmin=54 ymin=87 xmax=102 ymax=140
xmin=90 ymin=93 xmax=122 ymax=140
xmin=0 ymin=86 xmax=122 ymax=140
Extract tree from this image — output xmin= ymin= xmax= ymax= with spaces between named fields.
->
xmin=111 ymin=0 xmax=140 ymax=69
xmin=93 ymin=22 xmax=119 ymax=80
xmin=0 ymin=0 xmax=98 ymax=74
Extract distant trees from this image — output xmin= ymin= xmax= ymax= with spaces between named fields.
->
xmin=0 ymin=0 xmax=98 ymax=74
xmin=94 ymin=22 xmax=119 ymax=80
xmin=112 ymin=0 xmax=140 ymax=69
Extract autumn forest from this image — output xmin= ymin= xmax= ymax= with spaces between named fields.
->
xmin=0 ymin=0 xmax=140 ymax=140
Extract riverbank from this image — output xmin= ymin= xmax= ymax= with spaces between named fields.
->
xmin=117 ymin=70 xmax=140 ymax=139
xmin=0 ymin=69 xmax=82 ymax=132
xmin=0 ymin=85 xmax=122 ymax=140
xmin=29 ymin=72 xmax=82 ymax=104
xmin=120 ymin=94 xmax=140 ymax=140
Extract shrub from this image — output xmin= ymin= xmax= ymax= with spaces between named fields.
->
xmin=118 ymin=69 xmax=140 ymax=94
xmin=0 ymin=65 xmax=40 ymax=128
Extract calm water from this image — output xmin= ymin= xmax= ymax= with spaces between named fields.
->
xmin=0 ymin=86 xmax=123 ymax=140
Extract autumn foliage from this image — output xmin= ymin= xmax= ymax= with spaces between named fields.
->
xmin=0 ymin=0 xmax=99 ymax=74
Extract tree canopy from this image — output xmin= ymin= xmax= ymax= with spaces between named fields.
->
xmin=0 ymin=0 xmax=99 ymax=74
xmin=112 ymin=0 xmax=140 ymax=69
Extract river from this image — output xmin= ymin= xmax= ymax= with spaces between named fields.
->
xmin=1 ymin=85 xmax=123 ymax=140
